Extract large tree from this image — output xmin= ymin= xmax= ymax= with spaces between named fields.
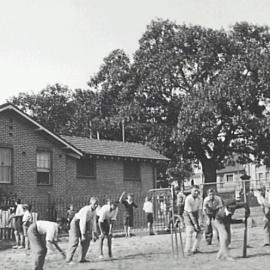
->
xmin=176 ymin=22 xmax=270 ymax=183
xmin=10 ymin=84 xmax=77 ymax=134
xmin=132 ymin=19 xmax=270 ymax=184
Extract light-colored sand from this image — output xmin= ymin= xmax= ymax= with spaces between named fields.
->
xmin=0 ymin=226 xmax=269 ymax=270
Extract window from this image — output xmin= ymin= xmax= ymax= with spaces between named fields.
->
xmin=226 ymin=174 xmax=233 ymax=182
xmin=77 ymin=156 xmax=96 ymax=178
xmin=37 ymin=151 xmax=51 ymax=185
xmin=258 ymin=172 xmax=264 ymax=181
xmin=124 ymin=161 xmax=140 ymax=181
xmin=0 ymin=148 xmax=12 ymax=183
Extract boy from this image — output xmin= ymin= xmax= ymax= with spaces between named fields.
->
xmin=13 ymin=199 xmax=25 ymax=249
xmin=203 ymin=189 xmax=223 ymax=245
xmin=98 ymin=201 xmax=118 ymax=259
xmin=213 ymin=199 xmax=250 ymax=260
xmin=66 ymin=197 xmax=99 ymax=264
xmin=119 ymin=192 xmax=137 ymax=237
xmin=22 ymin=204 xmax=33 ymax=251
xmin=176 ymin=188 xmax=186 ymax=229
xmin=143 ymin=196 xmax=154 ymax=235
xmin=183 ymin=185 xmax=203 ymax=256
xmin=28 ymin=220 xmax=65 ymax=270
xmin=255 ymin=188 xmax=270 ymax=246
xmin=66 ymin=204 xmax=76 ymax=230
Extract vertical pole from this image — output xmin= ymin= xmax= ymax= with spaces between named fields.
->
xmin=170 ymin=223 xmax=175 ymax=256
xmin=121 ymin=119 xmax=125 ymax=142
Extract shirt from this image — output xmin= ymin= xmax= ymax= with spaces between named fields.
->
xmin=15 ymin=204 xmax=24 ymax=217
xmin=203 ymin=195 xmax=223 ymax=214
xmin=122 ymin=200 xmax=137 ymax=217
xmin=143 ymin=201 xmax=153 ymax=213
xmin=74 ymin=205 xmax=97 ymax=235
xmin=98 ymin=204 xmax=118 ymax=222
xmin=176 ymin=192 xmax=186 ymax=206
xmin=22 ymin=210 xmax=32 ymax=224
xmin=36 ymin=220 xmax=58 ymax=242
xmin=184 ymin=194 xmax=202 ymax=212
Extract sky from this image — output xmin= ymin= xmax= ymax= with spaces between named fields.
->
xmin=1 ymin=0 xmax=270 ymax=103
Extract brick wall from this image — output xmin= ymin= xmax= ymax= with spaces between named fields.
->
xmin=66 ymin=158 xmax=155 ymax=198
xmin=0 ymin=111 xmax=156 ymax=201
xmin=0 ymin=111 xmax=68 ymax=200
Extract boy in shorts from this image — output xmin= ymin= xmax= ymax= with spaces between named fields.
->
xmin=98 ymin=201 xmax=118 ymax=259
xmin=143 ymin=196 xmax=154 ymax=235
xmin=119 ymin=192 xmax=137 ymax=237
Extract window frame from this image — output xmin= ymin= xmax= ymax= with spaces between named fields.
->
xmin=76 ymin=155 xmax=96 ymax=179
xmin=226 ymin=174 xmax=234 ymax=182
xmin=36 ymin=149 xmax=52 ymax=186
xmin=0 ymin=147 xmax=12 ymax=184
xmin=123 ymin=160 xmax=141 ymax=182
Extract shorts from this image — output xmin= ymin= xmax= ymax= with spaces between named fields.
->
xmin=124 ymin=216 xmax=134 ymax=227
xmin=99 ymin=220 xmax=110 ymax=235
xmin=146 ymin=213 xmax=153 ymax=225
xmin=14 ymin=216 xmax=23 ymax=233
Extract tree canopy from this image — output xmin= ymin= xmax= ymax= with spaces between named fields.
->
xmin=9 ymin=20 xmax=270 ymax=185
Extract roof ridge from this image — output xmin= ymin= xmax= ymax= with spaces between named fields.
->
xmin=62 ymin=134 xmax=148 ymax=146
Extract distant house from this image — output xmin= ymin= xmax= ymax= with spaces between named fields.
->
xmin=189 ymin=161 xmax=270 ymax=193
xmin=0 ymin=103 xmax=169 ymax=201
xmin=188 ymin=163 xmax=246 ymax=192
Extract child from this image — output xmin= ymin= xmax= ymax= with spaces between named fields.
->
xmin=66 ymin=204 xmax=76 ymax=230
xmin=8 ymin=204 xmax=17 ymax=238
xmin=213 ymin=199 xmax=250 ymax=260
xmin=28 ymin=220 xmax=66 ymax=269
xmin=119 ymin=192 xmax=138 ymax=237
xmin=13 ymin=199 xmax=25 ymax=249
xmin=98 ymin=201 xmax=118 ymax=259
xmin=143 ymin=196 xmax=154 ymax=235
xmin=22 ymin=204 xmax=33 ymax=251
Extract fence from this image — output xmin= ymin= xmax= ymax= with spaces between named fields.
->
xmin=0 ymin=179 xmax=267 ymax=240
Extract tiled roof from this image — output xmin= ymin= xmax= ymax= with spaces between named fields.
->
xmin=61 ymin=135 xmax=169 ymax=161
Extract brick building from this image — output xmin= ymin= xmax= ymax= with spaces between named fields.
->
xmin=0 ymin=103 xmax=169 ymax=201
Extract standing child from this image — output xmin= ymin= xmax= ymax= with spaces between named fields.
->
xmin=203 ymin=189 xmax=223 ymax=245
xmin=97 ymin=201 xmax=119 ymax=259
xmin=143 ymin=196 xmax=154 ymax=235
xmin=176 ymin=188 xmax=186 ymax=229
xmin=13 ymin=199 xmax=25 ymax=249
xmin=22 ymin=204 xmax=33 ymax=251
xmin=119 ymin=192 xmax=138 ymax=237
xmin=183 ymin=185 xmax=203 ymax=256
xmin=213 ymin=199 xmax=250 ymax=260
xmin=66 ymin=204 xmax=76 ymax=230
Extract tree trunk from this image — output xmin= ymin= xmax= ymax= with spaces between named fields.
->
xmin=201 ymin=159 xmax=217 ymax=197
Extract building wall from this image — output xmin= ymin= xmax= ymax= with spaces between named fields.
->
xmin=0 ymin=111 xmax=68 ymax=200
xmin=0 ymin=111 xmax=155 ymax=201
xmin=66 ymin=157 xmax=154 ymax=198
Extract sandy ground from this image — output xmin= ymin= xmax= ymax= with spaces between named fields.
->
xmin=0 ymin=226 xmax=269 ymax=270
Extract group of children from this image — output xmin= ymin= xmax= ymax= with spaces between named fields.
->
xmin=8 ymin=199 xmax=33 ymax=251
xmin=177 ymin=185 xmax=251 ymax=260
xmin=8 ymin=186 xmax=266 ymax=269
xmin=8 ymin=191 xmax=154 ymax=270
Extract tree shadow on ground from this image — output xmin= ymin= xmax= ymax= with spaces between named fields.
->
xmin=0 ymin=240 xmax=14 ymax=251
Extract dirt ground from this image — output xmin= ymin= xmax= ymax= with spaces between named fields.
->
xmin=0 ymin=226 xmax=269 ymax=270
